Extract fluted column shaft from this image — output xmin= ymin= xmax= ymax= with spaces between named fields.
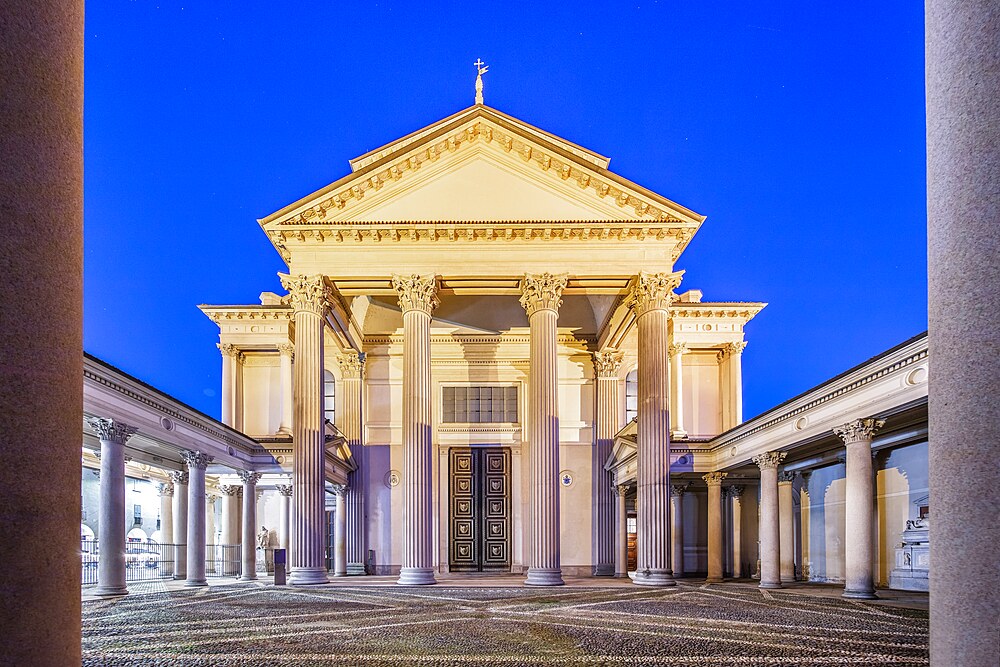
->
xmin=835 ymin=419 xmax=884 ymax=599
xmin=339 ymin=353 xmax=367 ymax=575
xmin=730 ymin=486 xmax=744 ymax=578
xmin=239 ymin=471 xmax=261 ymax=579
xmin=669 ymin=344 xmax=687 ymax=438
xmin=333 ymin=485 xmax=348 ymax=576
xmin=184 ymin=452 xmax=213 ymax=587
xmin=754 ymin=452 xmax=785 ymax=589
xmin=593 ymin=350 xmax=623 ymax=576
xmin=521 ymin=273 xmax=567 ymax=586
xmin=281 ymin=273 xmax=332 ymax=586
xmin=278 ymin=343 xmax=294 ymax=434
xmin=614 ymin=485 xmax=629 ymax=577
xmin=670 ymin=485 xmax=686 ymax=577
xmin=629 ymin=271 xmax=682 ymax=587
xmin=88 ymin=419 xmax=137 ymax=596
xmin=171 ymin=471 xmax=189 ymax=580
xmin=394 ymin=274 xmax=438 ymax=585
xmin=778 ymin=471 xmax=796 ymax=583
xmin=704 ymin=472 xmax=727 ymax=582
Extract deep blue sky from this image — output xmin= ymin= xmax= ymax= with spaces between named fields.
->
xmin=84 ymin=1 xmax=927 ymax=422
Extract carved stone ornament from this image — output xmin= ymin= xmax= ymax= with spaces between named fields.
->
xmin=627 ymin=271 xmax=685 ymax=317
xmin=778 ymin=471 xmax=797 ymax=484
xmin=593 ymin=349 xmax=624 ymax=378
xmin=392 ymin=274 xmax=439 ymax=315
xmin=238 ymin=470 xmax=263 ymax=485
xmin=728 ymin=485 xmax=744 ymax=498
xmin=276 ymin=342 xmax=295 ymax=357
xmin=278 ymin=273 xmax=334 ymax=316
xmin=670 ymin=484 xmax=688 ymax=497
xmin=726 ymin=341 xmax=748 ymax=355
xmin=833 ymin=418 xmax=886 ymax=445
xmin=276 ymin=484 xmax=293 ymax=497
xmin=169 ymin=470 xmax=190 ymax=486
xmin=182 ymin=450 xmax=214 ymax=470
xmin=519 ymin=272 xmax=568 ymax=316
xmin=220 ymin=484 xmax=240 ymax=496
xmin=338 ymin=352 xmax=364 ymax=379
xmin=217 ymin=343 xmax=241 ymax=359
xmin=87 ymin=417 xmax=138 ymax=445
xmin=668 ymin=342 xmax=688 ymax=357
xmin=157 ymin=482 xmax=174 ymax=498
xmin=332 ymin=483 xmax=349 ymax=497
xmin=702 ymin=471 xmax=728 ymax=486
xmin=752 ymin=451 xmax=787 ymax=470
xmin=614 ymin=484 xmax=630 ymax=497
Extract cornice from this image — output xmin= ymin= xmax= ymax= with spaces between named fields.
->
xmin=670 ymin=303 xmax=767 ymax=321
xmin=199 ymin=305 xmax=294 ymax=324
xmin=363 ymin=333 xmax=596 ymax=345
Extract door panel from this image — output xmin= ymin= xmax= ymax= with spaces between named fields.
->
xmin=449 ymin=448 xmax=510 ymax=572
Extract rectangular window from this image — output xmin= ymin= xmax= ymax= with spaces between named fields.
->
xmin=442 ymin=385 xmax=518 ymax=424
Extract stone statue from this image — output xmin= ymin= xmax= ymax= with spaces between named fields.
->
xmin=257 ymin=526 xmax=269 ymax=549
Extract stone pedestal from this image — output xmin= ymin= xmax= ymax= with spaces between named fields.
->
xmin=629 ymin=272 xmax=683 ymax=587
xmin=704 ymin=472 xmax=727 ymax=582
xmin=834 ymin=418 xmax=883 ymax=599
xmin=88 ymin=418 xmax=137 ymax=596
xmin=754 ymin=451 xmax=786 ymax=589
xmin=393 ymin=274 xmax=439 ymax=586
xmin=593 ymin=350 xmax=624 ymax=576
xmin=521 ymin=273 xmax=567 ymax=586
xmin=778 ymin=471 xmax=796 ymax=583
xmin=280 ymin=273 xmax=332 ymax=586
xmin=183 ymin=451 xmax=213 ymax=587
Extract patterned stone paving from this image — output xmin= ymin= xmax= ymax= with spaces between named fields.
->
xmin=82 ymin=582 xmax=929 ymax=666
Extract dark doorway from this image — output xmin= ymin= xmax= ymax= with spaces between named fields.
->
xmin=449 ymin=448 xmax=511 ymax=572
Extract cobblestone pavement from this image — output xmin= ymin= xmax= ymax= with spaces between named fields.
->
xmin=82 ymin=581 xmax=929 ymax=666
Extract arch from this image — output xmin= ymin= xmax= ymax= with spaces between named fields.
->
xmin=80 ymin=523 xmax=94 ymax=541
xmin=126 ymin=527 xmax=148 ymax=542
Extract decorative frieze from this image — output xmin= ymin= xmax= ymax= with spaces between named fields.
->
xmin=627 ymin=271 xmax=685 ymax=316
xmin=278 ymin=273 xmax=333 ymax=316
xmin=753 ymin=451 xmax=787 ymax=470
xmin=86 ymin=418 xmax=138 ymax=445
xmin=519 ymin=273 xmax=567 ymax=316
xmin=833 ymin=418 xmax=886 ymax=445
xmin=392 ymin=274 xmax=439 ymax=315
xmin=592 ymin=349 xmax=624 ymax=378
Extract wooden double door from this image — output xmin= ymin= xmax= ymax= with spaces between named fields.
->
xmin=449 ymin=448 xmax=511 ymax=572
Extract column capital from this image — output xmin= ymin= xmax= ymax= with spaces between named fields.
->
xmin=392 ymin=273 xmax=439 ymax=315
xmin=206 ymin=493 xmax=219 ymax=504
xmin=279 ymin=273 xmax=334 ymax=316
xmin=220 ymin=484 xmax=240 ymax=496
xmin=668 ymin=342 xmax=688 ymax=357
xmin=182 ymin=450 xmax=214 ymax=470
xmin=728 ymin=484 xmax=744 ymax=498
xmin=778 ymin=471 xmax=797 ymax=484
xmin=627 ymin=271 xmax=684 ymax=317
xmin=519 ymin=272 xmax=567 ymax=316
xmin=670 ymin=483 xmax=688 ymax=497
xmin=338 ymin=351 xmax=365 ymax=379
xmin=702 ymin=471 xmax=728 ymax=486
xmin=723 ymin=341 xmax=748 ymax=357
xmin=276 ymin=342 xmax=295 ymax=358
xmin=331 ymin=483 xmax=348 ymax=497
xmin=157 ymin=482 xmax=174 ymax=498
xmin=753 ymin=451 xmax=787 ymax=471
xmin=169 ymin=470 xmax=189 ymax=486
xmin=237 ymin=470 xmax=262 ymax=485
xmin=833 ymin=418 xmax=886 ymax=445
xmin=613 ymin=483 xmax=630 ymax=497
xmin=593 ymin=349 xmax=624 ymax=378
xmin=86 ymin=417 xmax=138 ymax=445
xmin=217 ymin=342 xmax=242 ymax=359
xmin=276 ymin=484 xmax=293 ymax=497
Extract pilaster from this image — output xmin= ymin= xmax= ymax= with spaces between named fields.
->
xmin=778 ymin=470 xmax=796 ymax=583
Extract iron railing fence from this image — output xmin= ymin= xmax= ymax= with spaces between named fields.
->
xmin=81 ymin=540 xmax=179 ymax=585
xmin=207 ymin=544 xmax=241 ymax=577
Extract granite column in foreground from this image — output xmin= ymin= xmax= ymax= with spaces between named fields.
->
xmin=88 ymin=418 xmax=137 ymax=596
xmin=754 ymin=451 xmax=785 ymax=589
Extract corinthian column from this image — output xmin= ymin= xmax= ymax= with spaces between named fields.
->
xmin=834 ymin=418 xmax=884 ymax=599
xmin=276 ymin=483 xmax=292 ymax=554
xmin=778 ymin=470 xmax=796 ymax=583
xmin=218 ymin=343 xmax=244 ymax=431
xmin=520 ymin=272 xmax=568 ymax=586
xmin=339 ymin=352 xmax=367 ymax=575
xmin=238 ymin=471 xmax=262 ymax=580
xmin=392 ymin=274 xmax=439 ymax=586
xmin=87 ymin=418 xmax=137 ymax=596
xmin=754 ymin=451 xmax=786 ymax=589
xmin=220 ymin=485 xmax=240 ymax=575
xmin=729 ymin=485 xmax=744 ymax=578
xmin=669 ymin=343 xmax=687 ymax=438
xmin=628 ymin=271 xmax=683 ymax=587
xmin=277 ymin=342 xmax=294 ymax=435
xmin=280 ymin=273 xmax=333 ymax=586
xmin=157 ymin=482 xmax=174 ymax=576
xmin=170 ymin=470 xmax=189 ymax=580
xmin=593 ymin=349 xmax=624 ymax=576
xmin=182 ymin=451 xmax=213 ymax=587
xmin=670 ymin=484 xmax=687 ymax=577
xmin=614 ymin=484 xmax=629 ymax=577
xmin=703 ymin=472 xmax=727 ymax=582
xmin=206 ymin=493 xmax=218 ymax=574
xmin=725 ymin=342 xmax=746 ymax=427
xmin=332 ymin=484 xmax=348 ymax=577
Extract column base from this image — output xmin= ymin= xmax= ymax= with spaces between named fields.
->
xmin=759 ymin=580 xmax=783 ymax=589
xmin=633 ymin=570 xmax=676 ymax=587
xmin=670 ymin=429 xmax=688 ymax=440
xmin=184 ymin=579 xmax=208 ymax=587
xmin=333 ymin=572 xmax=348 ymax=578
xmin=347 ymin=563 xmax=366 ymax=575
xmin=613 ymin=572 xmax=629 ymax=579
xmin=592 ymin=564 xmax=615 ymax=577
xmin=397 ymin=567 xmax=437 ymax=586
xmin=843 ymin=588 xmax=878 ymax=600
xmin=93 ymin=586 xmax=129 ymax=597
xmin=239 ymin=573 xmax=258 ymax=581
xmin=706 ymin=577 xmax=724 ymax=583
xmin=172 ymin=573 xmax=187 ymax=581
xmin=525 ymin=568 xmax=565 ymax=586
xmin=289 ymin=567 xmax=329 ymax=586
